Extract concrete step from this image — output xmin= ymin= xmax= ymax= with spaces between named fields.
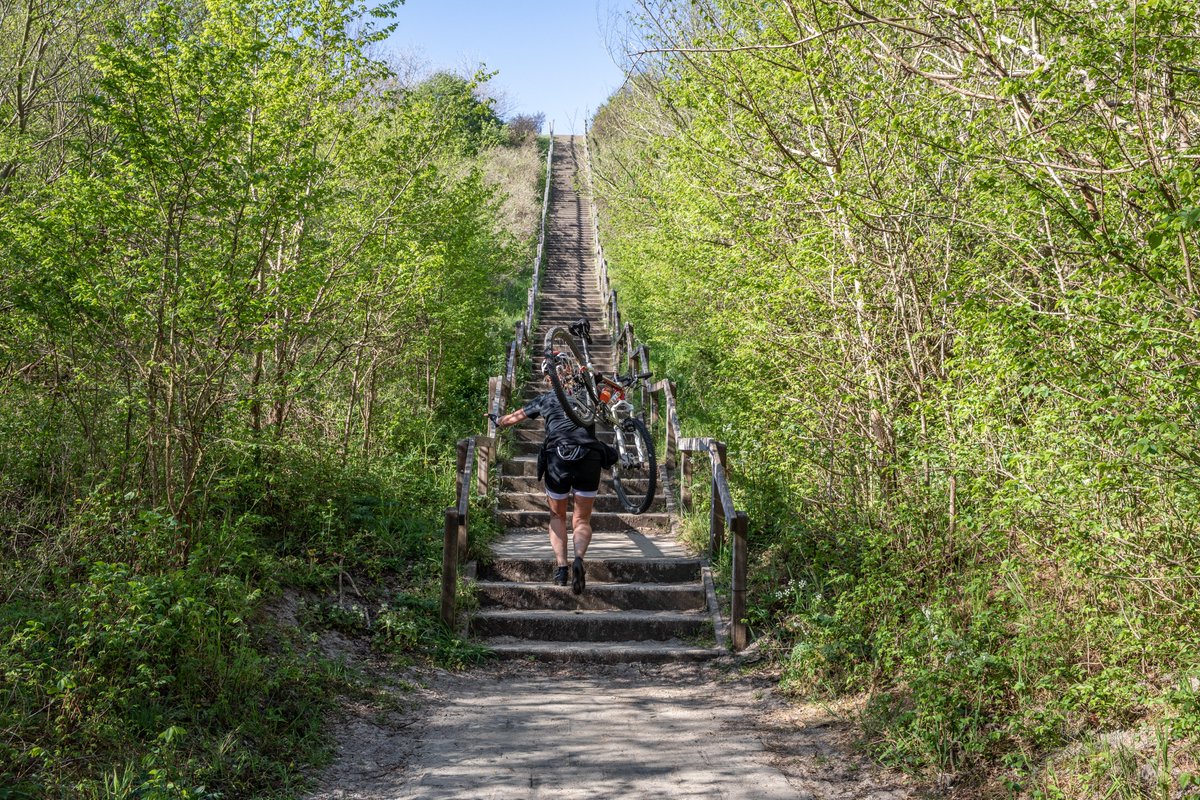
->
xmin=529 ymin=357 xmax=618 ymax=372
xmin=498 ymin=509 xmax=668 ymax=532
xmin=500 ymin=475 xmax=654 ymax=494
xmin=481 ymin=639 xmax=723 ymax=664
xmin=476 ymin=581 xmax=705 ymax=612
xmin=534 ymin=318 xmax=608 ymax=329
xmin=536 ymin=322 xmax=607 ymax=331
xmin=530 ymin=343 xmax=614 ymax=356
xmin=518 ymin=385 xmax=626 ymax=404
xmin=536 ymin=318 xmax=608 ymax=328
xmin=510 ymin=438 xmax=645 ymax=457
xmin=469 ymin=609 xmax=712 ymax=642
xmin=534 ymin=301 xmax=603 ymax=310
xmin=499 ymin=491 xmax=666 ymax=514
xmin=480 ymin=557 xmax=701 ymax=584
xmin=507 ymin=427 xmax=616 ymax=445
xmin=501 ymin=455 xmax=539 ymax=477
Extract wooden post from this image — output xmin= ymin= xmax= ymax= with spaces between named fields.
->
xmin=731 ymin=511 xmax=749 ymax=651
xmin=623 ymin=323 xmax=636 ymax=375
xmin=665 ymin=380 xmax=678 ymax=471
xmin=649 ymin=380 xmax=660 ymax=433
xmin=710 ymin=457 xmax=724 ymax=557
xmin=475 ymin=437 xmax=489 ymax=498
xmin=455 ymin=439 xmax=470 ymax=559
xmin=681 ymin=450 xmax=692 ymax=512
xmin=455 ymin=439 xmax=468 ymax=504
xmin=440 ymin=508 xmax=458 ymax=627
xmin=713 ymin=440 xmax=728 ymax=473
xmin=458 ymin=507 xmax=468 ymax=563
xmin=639 ymin=345 xmax=653 ymax=422
xmin=487 ymin=378 xmax=500 ymax=438
xmin=708 ymin=441 xmax=728 ymax=555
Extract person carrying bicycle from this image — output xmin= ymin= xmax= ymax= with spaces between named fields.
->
xmin=490 ymin=360 xmax=615 ymax=594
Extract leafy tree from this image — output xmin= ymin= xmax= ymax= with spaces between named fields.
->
xmin=506 ymin=111 xmax=545 ymax=142
xmin=405 ymin=70 xmax=505 ymax=155
xmin=592 ymin=0 xmax=1200 ymax=786
xmin=0 ymin=0 xmax=533 ymax=794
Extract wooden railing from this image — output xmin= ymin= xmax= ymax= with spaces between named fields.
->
xmin=581 ymin=132 xmax=750 ymax=650
xmin=441 ymin=128 xmax=556 ymax=627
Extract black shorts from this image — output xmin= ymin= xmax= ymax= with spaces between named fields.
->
xmin=544 ymin=449 xmax=603 ymax=499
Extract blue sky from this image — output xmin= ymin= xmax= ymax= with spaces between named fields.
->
xmin=384 ymin=1 xmax=636 ymax=134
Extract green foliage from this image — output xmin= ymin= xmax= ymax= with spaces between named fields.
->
xmin=1 ymin=521 xmax=333 ymax=798
xmin=406 ymin=71 xmax=505 ymax=155
xmin=0 ymin=0 xmax=538 ymax=795
xmin=592 ymin=0 xmax=1200 ymax=786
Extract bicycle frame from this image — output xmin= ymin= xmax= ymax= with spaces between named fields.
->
xmin=581 ymin=360 xmax=651 ymax=470
xmin=602 ymin=384 xmax=652 ymax=469
xmin=548 ymin=322 xmax=653 ymax=470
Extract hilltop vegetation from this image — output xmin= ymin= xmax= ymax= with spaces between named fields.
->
xmin=0 ymin=0 xmax=541 ymax=796
xmin=591 ymin=0 xmax=1200 ymax=794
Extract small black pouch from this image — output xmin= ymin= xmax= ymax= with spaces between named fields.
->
xmin=555 ymin=442 xmax=587 ymax=462
xmin=600 ymin=442 xmax=619 ymax=469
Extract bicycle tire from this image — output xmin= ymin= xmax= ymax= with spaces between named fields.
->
xmin=543 ymin=326 xmax=597 ymax=428
xmin=612 ymin=416 xmax=657 ymax=515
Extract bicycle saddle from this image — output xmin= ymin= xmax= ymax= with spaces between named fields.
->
xmin=568 ymin=319 xmax=593 ymax=345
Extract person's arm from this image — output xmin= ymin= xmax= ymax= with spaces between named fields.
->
xmin=491 ymin=408 xmax=528 ymax=428
xmin=490 ymin=394 xmax=542 ymax=429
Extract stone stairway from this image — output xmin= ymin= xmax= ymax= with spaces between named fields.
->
xmin=469 ymin=136 xmax=724 ymax=663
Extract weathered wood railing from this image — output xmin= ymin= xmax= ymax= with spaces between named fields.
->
xmin=581 ymin=132 xmax=750 ymax=650
xmin=441 ymin=128 xmax=556 ymax=627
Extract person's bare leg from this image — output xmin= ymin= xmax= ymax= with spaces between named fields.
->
xmin=547 ymin=495 xmax=569 ymax=566
xmin=571 ymin=495 xmax=595 ymax=559
xmin=570 ymin=494 xmax=594 ymax=594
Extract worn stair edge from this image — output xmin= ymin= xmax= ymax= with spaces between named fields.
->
xmin=476 ymin=581 xmax=706 ymax=612
xmin=470 ymin=608 xmax=714 ymax=642
xmin=500 ymin=455 xmax=540 ymax=476
xmin=702 ymin=562 xmax=729 ymax=651
xmin=499 ymin=493 xmax=667 ymax=513
xmin=500 ymin=455 xmax=666 ymax=478
xmin=500 ymin=476 xmax=654 ymax=493
xmin=482 ymin=639 xmax=724 ymax=664
xmin=480 ymin=556 xmax=702 ymax=583
xmin=498 ymin=510 xmax=669 ymax=531
xmin=507 ymin=428 xmax=617 ymax=444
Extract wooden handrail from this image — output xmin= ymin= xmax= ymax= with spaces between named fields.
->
xmin=582 ymin=130 xmax=751 ymax=651
xmin=677 ymin=436 xmax=748 ymax=650
xmin=442 ymin=126 xmax=556 ymax=628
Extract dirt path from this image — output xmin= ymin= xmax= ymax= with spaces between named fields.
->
xmin=306 ymin=659 xmax=917 ymax=799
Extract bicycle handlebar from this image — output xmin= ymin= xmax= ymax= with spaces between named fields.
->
xmin=616 ymin=371 xmax=653 ymax=386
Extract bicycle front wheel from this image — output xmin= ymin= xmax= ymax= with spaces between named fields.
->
xmin=612 ymin=417 xmax=657 ymax=514
xmin=543 ymin=326 xmax=597 ymax=428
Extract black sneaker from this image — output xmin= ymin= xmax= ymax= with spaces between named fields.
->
xmin=571 ymin=556 xmax=585 ymax=595
xmin=554 ymin=565 xmax=569 ymax=586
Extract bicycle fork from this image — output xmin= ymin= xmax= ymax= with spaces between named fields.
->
xmin=615 ymin=417 xmax=648 ymax=467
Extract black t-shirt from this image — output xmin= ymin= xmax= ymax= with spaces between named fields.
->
xmin=522 ymin=393 xmax=597 ymax=447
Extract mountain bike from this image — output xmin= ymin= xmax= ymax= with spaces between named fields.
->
xmin=543 ymin=320 xmax=657 ymax=514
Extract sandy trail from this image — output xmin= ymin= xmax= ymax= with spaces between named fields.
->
xmin=307 ymin=659 xmax=915 ymax=800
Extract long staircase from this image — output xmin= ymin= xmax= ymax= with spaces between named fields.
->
xmin=469 ymin=136 xmax=725 ymax=662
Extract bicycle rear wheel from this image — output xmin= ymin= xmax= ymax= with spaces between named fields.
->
xmin=543 ymin=325 xmax=597 ymax=428
xmin=612 ymin=417 xmax=657 ymax=514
